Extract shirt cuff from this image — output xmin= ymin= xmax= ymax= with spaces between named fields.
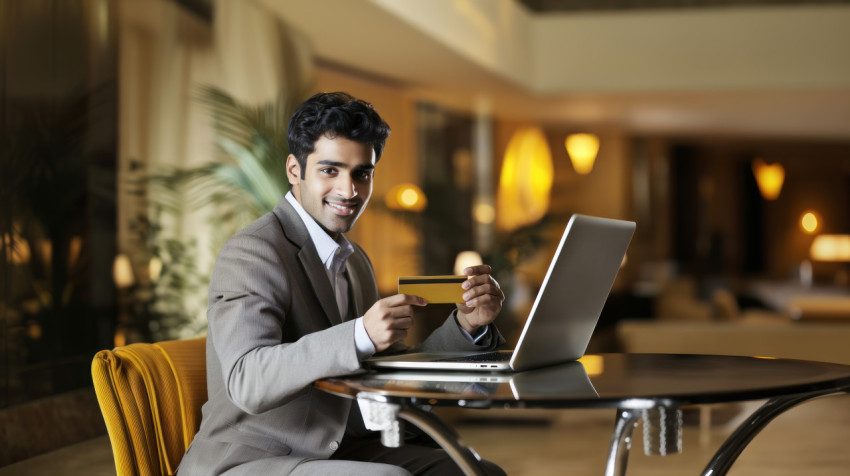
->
xmin=354 ymin=316 xmax=376 ymax=360
xmin=455 ymin=314 xmax=489 ymax=344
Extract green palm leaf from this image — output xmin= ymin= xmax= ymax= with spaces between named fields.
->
xmin=147 ymin=84 xmax=311 ymax=229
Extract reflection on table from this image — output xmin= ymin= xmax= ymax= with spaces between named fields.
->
xmin=321 ymin=354 xmax=850 ymax=408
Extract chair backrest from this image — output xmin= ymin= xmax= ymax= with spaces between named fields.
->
xmin=92 ymin=337 xmax=207 ymax=476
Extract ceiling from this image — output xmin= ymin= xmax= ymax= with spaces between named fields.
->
xmin=255 ymin=0 xmax=850 ymax=140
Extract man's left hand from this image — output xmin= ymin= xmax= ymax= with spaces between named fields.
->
xmin=456 ymin=264 xmax=504 ymax=334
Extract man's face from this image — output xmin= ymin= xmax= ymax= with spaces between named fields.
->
xmin=287 ymin=135 xmax=376 ymax=238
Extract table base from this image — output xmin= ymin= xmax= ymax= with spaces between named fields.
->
xmin=356 ymin=387 xmax=849 ymax=476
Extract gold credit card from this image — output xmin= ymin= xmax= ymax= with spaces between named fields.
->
xmin=398 ymin=275 xmax=466 ymax=304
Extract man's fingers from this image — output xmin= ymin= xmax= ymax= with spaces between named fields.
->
xmin=384 ymin=305 xmax=414 ymax=320
xmin=390 ymin=316 xmax=413 ymax=330
xmin=462 ymin=264 xmax=492 ymax=276
xmin=376 ymin=304 xmax=420 ymax=321
xmin=387 ymin=293 xmax=428 ymax=306
xmin=462 ymin=284 xmax=505 ymax=302
xmin=462 ymin=273 xmax=501 ymax=290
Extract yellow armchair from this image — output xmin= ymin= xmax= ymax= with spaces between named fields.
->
xmin=92 ymin=337 xmax=207 ymax=476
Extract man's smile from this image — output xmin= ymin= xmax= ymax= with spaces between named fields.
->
xmin=325 ymin=199 xmax=359 ymax=216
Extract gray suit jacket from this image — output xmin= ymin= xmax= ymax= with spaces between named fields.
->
xmin=178 ymin=196 xmax=504 ymax=475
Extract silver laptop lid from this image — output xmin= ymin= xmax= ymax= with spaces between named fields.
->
xmin=509 ymin=214 xmax=635 ymax=371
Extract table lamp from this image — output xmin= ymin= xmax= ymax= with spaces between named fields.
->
xmin=810 ymin=234 xmax=850 ymax=286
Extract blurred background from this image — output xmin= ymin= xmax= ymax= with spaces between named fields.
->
xmin=2 ymin=0 xmax=850 ymax=468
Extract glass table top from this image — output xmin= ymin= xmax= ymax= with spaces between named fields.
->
xmin=316 ymin=354 xmax=850 ymax=408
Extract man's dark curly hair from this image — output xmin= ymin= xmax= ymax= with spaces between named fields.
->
xmin=287 ymin=92 xmax=391 ymax=178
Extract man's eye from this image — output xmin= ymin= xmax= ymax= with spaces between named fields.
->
xmin=355 ymin=171 xmax=373 ymax=181
xmin=320 ymin=168 xmax=337 ymax=175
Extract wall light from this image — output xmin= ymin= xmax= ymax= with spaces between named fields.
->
xmin=385 ymin=183 xmax=427 ymax=212
xmin=800 ymin=211 xmax=820 ymax=234
xmin=751 ymin=158 xmax=785 ymax=201
xmin=565 ymin=133 xmax=600 ymax=175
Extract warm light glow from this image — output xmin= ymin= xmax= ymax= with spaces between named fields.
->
xmin=497 ymin=126 xmax=553 ymax=231
xmin=27 ymin=321 xmax=42 ymax=340
xmin=578 ymin=354 xmax=604 ymax=376
xmin=752 ymin=158 xmax=785 ymax=200
xmin=801 ymin=211 xmax=820 ymax=234
xmin=385 ymin=183 xmax=427 ymax=212
xmin=810 ymin=234 xmax=850 ymax=262
xmin=40 ymin=240 xmax=52 ymax=266
xmin=3 ymin=231 xmax=31 ymax=264
xmin=149 ymin=256 xmax=163 ymax=282
xmin=473 ymin=203 xmax=495 ymax=224
xmin=565 ymin=133 xmax=600 ymax=175
xmin=69 ymin=236 xmax=83 ymax=267
xmin=400 ymin=189 xmax=418 ymax=207
xmin=114 ymin=329 xmax=126 ymax=348
xmin=454 ymin=251 xmax=483 ymax=276
xmin=113 ymin=254 xmax=135 ymax=288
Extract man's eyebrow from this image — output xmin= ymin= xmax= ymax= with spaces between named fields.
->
xmin=316 ymin=160 xmax=346 ymax=167
xmin=316 ymin=160 xmax=375 ymax=171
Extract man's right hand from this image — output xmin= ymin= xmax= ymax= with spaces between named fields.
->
xmin=363 ymin=294 xmax=427 ymax=352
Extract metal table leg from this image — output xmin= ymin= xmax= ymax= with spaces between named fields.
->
xmin=702 ymin=389 xmax=849 ymax=476
xmin=606 ymin=402 xmax=683 ymax=476
xmin=357 ymin=394 xmax=488 ymax=476
xmin=605 ymin=408 xmax=640 ymax=476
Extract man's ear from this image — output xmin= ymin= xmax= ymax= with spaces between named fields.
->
xmin=285 ymin=154 xmax=301 ymax=185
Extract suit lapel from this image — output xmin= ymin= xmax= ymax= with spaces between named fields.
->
xmin=346 ymin=262 xmax=365 ymax=319
xmin=274 ymin=197 xmax=343 ymax=326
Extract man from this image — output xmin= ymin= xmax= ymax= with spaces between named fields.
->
xmin=178 ymin=92 xmax=506 ymax=475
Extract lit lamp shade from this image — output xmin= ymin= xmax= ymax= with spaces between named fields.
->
xmin=385 ymin=183 xmax=427 ymax=212
xmin=810 ymin=235 xmax=850 ymax=262
xmin=497 ymin=126 xmax=553 ymax=231
xmin=752 ymin=158 xmax=785 ymax=201
xmin=565 ymin=133 xmax=600 ymax=175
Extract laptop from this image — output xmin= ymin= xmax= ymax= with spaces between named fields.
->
xmin=365 ymin=214 xmax=636 ymax=372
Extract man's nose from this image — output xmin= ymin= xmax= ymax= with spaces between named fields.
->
xmin=335 ymin=174 xmax=357 ymax=199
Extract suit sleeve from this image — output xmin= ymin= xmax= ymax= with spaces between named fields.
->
xmin=207 ymin=232 xmax=362 ymax=415
xmin=415 ymin=309 xmax=506 ymax=352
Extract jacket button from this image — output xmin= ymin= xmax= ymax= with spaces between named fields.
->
xmin=329 ymin=441 xmax=339 ymax=451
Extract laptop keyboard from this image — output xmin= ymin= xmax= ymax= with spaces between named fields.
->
xmin=434 ymin=351 xmax=512 ymax=363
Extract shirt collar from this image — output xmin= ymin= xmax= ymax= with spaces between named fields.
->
xmin=285 ymin=192 xmax=353 ymax=271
